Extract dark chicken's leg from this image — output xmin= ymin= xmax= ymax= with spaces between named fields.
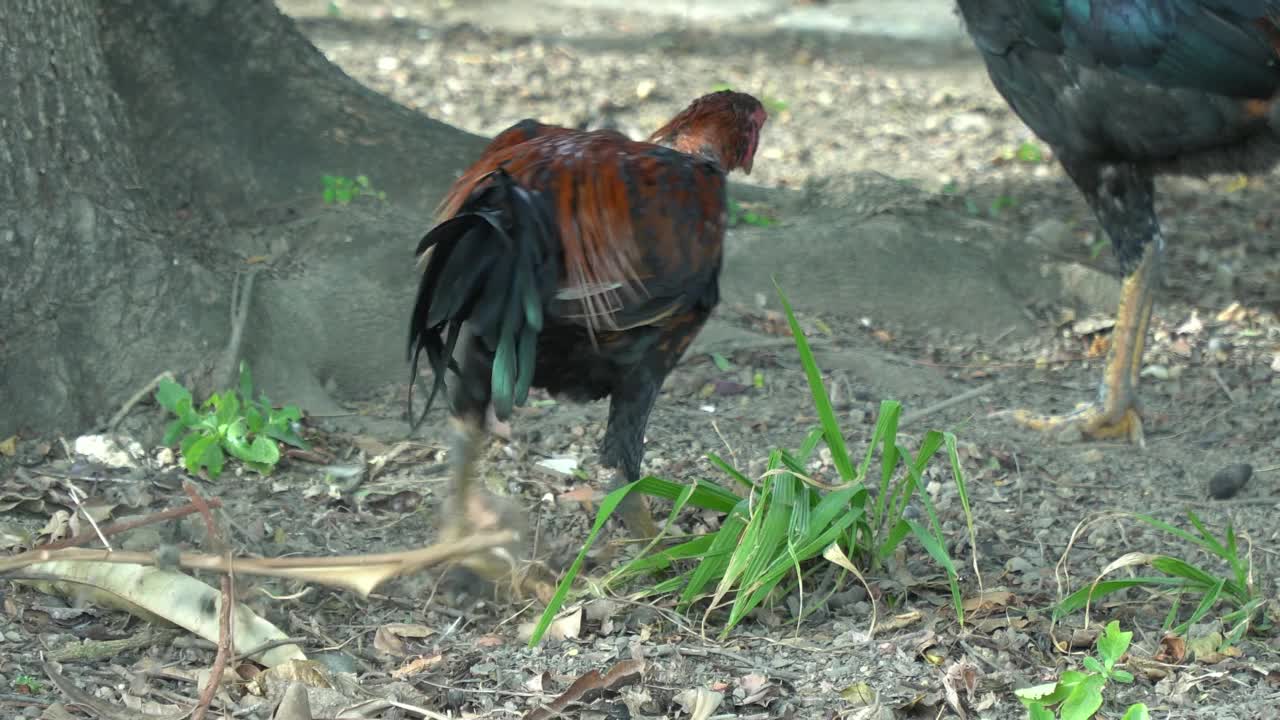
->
xmin=599 ymin=374 xmax=663 ymax=540
xmin=1008 ymin=160 xmax=1160 ymax=446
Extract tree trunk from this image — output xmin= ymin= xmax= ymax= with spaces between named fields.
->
xmin=0 ymin=0 xmax=486 ymax=438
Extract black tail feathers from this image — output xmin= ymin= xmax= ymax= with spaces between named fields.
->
xmin=408 ymin=169 xmax=556 ymax=431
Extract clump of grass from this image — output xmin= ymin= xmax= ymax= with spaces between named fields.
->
xmin=528 ymin=281 xmax=973 ymax=645
xmin=1055 ymin=511 xmax=1263 ymax=644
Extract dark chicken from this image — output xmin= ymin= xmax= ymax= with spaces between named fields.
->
xmin=957 ymin=0 xmax=1280 ymax=443
xmin=408 ymin=91 xmax=767 ymax=581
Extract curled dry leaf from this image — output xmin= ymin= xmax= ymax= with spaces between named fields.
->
xmin=1154 ymin=634 xmax=1187 ymax=664
xmin=520 ymin=606 xmax=582 ymax=643
xmin=523 ymin=659 xmax=645 ymax=720
xmin=374 ymin=622 xmax=435 ymax=658
xmin=673 ymin=687 xmax=724 ymax=720
xmin=735 ymin=672 xmax=777 ymax=706
xmin=961 ymin=590 xmax=1016 ymax=617
xmin=942 ymin=660 xmax=979 ymax=720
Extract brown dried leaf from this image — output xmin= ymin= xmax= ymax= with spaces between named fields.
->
xmin=962 ymin=590 xmax=1016 ymax=617
xmin=390 ymin=653 xmax=443 ymax=679
xmin=374 ymin=622 xmax=435 ymax=658
xmin=523 ymin=659 xmax=645 ymax=720
xmin=1154 ymin=634 xmax=1186 ymax=664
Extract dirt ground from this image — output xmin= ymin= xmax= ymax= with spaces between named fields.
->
xmin=4 ymin=1 xmax=1280 ymax=718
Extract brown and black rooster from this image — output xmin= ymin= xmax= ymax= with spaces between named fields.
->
xmin=408 ymin=91 xmax=767 ymax=581
xmin=958 ymin=0 xmax=1280 ymax=444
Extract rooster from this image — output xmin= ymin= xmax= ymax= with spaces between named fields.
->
xmin=408 ymin=91 xmax=767 ymax=582
xmin=958 ymin=0 xmax=1280 ymax=444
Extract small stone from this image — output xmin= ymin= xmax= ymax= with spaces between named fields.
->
xmin=1208 ymin=463 xmax=1251 ymax=500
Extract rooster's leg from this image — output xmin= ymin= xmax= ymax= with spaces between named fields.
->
xmin=600 ymin=377 xmax=662 ymax=540
xmin=438 ymin=339 xmax=521 ymax=584
xmin=1008 ymin=160 xmax=1159 ymax=446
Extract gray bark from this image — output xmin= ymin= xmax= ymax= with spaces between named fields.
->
xmin=0 ymin=0 xmax=486 ymax=437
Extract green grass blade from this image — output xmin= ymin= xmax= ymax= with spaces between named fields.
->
xmin=629 ymin=475 xmax=740 ymax=513
xmin=870 ymin=401 xmax=902 ymax=530
xmin=726 ymin=466 xmax=797 ymax=623
xmin=944 ymin=432 xmax=977 ymax=581
xmin=774 ymin=279 xmax=856 ymax=482
xmin=529 ymin=480 xmax=648 ymax=646
xmin=797 ymin=427 xmax=825 ymax=463
xmin=720 ymin=508 xmax=864 ymax=637
xmin=708 ymin=452 xmax=755 ymax=492
xmin=1054 ymin=577 xmax=1190 ymax=619
xmin=679 ymin=512 xmax=749 ymax=609
xmin=1170 ymin=577 xmax=1226 ymax=636
xmin=1184 ymin=510 xmax=1229 ymax=559
xmin=1131 ymin=513 xmax=1218 ymax=554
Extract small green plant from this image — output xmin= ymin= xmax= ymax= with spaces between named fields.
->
xmin=527 ymin=282 xmax=972 ymax=645
xmin=1015 ymin=621 xmax=1149 ymax=720
xmin=1016 ymin=140 xmax=1045 ymax=164
xmin=11 ymin=674 xmax=42 ymax=694
xmin=156 ymin=362 xmax=308 ymax=479
xmin=728 ymin=199 xmax=777 ymax=227
xmin=988 ymin=195 xmax=1017 ymax=217
xmin=322 ymin=174 xmax=387 ymax=205
xmin=1055 ymin=511 xmax=1263 ymax=642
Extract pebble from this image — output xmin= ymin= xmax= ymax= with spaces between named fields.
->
xmin=1208 ymin=463 xmax=1251 ymax=500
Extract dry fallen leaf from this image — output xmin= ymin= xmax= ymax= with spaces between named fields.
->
xmin=523 ymin=659 xmax=645 ymax=720
xmin=390 ymin=653 xmax=443 ymax=679
xmin=962 ymin=590 xmax=1016 ymax=617
xmin=672 ymin=687 xmax=724 ymax=720
xmin=374 ymin=622 xmax=435 ymax=657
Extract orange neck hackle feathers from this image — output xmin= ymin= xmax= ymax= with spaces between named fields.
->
xmin=647 ymin=90 xmax=767 ymax=174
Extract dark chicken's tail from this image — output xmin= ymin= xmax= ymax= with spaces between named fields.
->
xmin=408 ymin=168 xmax=557 ymax=430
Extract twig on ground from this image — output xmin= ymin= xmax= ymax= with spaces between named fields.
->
xmin=107 ymin=370 xmax=175 ymax=431
xmin=901 ymin=383 xmax=998 ymax=428
xmin=184 ymin=482 xmax=231 ymax=720
xmin=33 ymin=498 xmax=224 ymax=551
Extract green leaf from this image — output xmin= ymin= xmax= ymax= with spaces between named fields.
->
xmin=223 ymin=419 xmax=254 ymax=461
xmin=1082 ymin=656 xmax=1105 ymax=674
xmin=211 ymin=391 xmax=239 ymax=427
xmin=202 ymin=443 xmax=225 ymax=478
xmin=1016 ymin=140 xmax=1043 ymax=163
xmin=323 ymin=187 xmax=336 ymax=204
xmin=183 ymin=433 xmax=221 ymax=477
xmin=155 ymin=378 xmax=192 ymax=413
xmin=1027 ymin=704 xmax=1055 ymax=720
xmin=244 ymin=404 xmax=265 ymax=434
xmin=1097 ymin=621 xmax=1132 ymax=664
xmin=1059 ymin=674 xmax=1105 ymax=720
xmin=710 ymin=352 xmax=733 ymax=372
xmin=162 ymin=419 xmax=187 ymax=447
xmin=1110 ymin=669 xmax=1134 ymax=684
xmin=1121 ymin=704 xmax=1150 ymax=720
